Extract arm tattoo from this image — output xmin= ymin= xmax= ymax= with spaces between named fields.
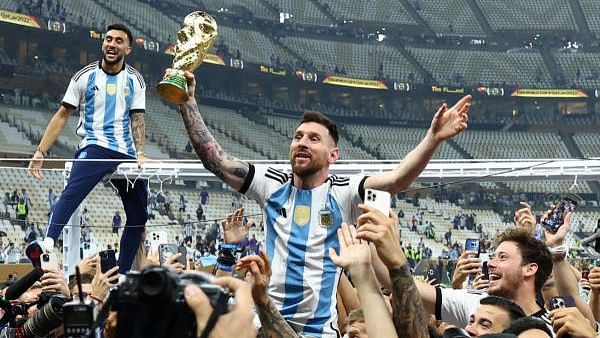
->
xmin=131 ymin=113 xmax=145 ymax=156
xmin=256 ymin=299 xmax=300 ymax=338
xmin=389 ymin=265 xmax=429 ymax=338
xmin=178 ymin=101 xmax=249 ymax=185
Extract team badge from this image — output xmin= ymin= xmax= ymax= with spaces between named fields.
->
xmin=106 ymin=84 xmax=117 ymax=96
xmin=293 ymin=205 xmax=310 ymax=227
xmin=319 ymin=207 xmax=333 ymax=228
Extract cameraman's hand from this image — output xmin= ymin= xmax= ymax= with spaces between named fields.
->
xmin=78 ymin=253 xmax=98 ymax=276
xmin=236 ymin=250 xmax=271 ymax=306
xmin=222 ymin=208 xmax=252 ymax=244
xmin=40 ymin=268 xmax=69 ymax=297
xmin=184 ymin=277 xmax=256 ymax=338
xmin=91 ymin=262 xmax=119 ymax=302
xmin=452 ymin=250 xmax=481 ymax=289
xmin=163 ymin=253 xmax=185 ymax=274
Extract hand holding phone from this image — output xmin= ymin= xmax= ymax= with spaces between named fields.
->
xmin=543 ymin=198 xmax=577 ymax=233
xmin=99 ymin=249 xmax=117 ymax=274
xmin=364 ymin=189 xmax=391 ymax=216
xmin=550 ymin=296 xmax=575 ymax=309
xmin=41 ymin=252 xmax=58 ymax=271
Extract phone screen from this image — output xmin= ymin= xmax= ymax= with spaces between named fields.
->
xmin=542 ymin=198 xmax=577 ymax=233
xmin=465 ymin=239 xmax=480 ymax=257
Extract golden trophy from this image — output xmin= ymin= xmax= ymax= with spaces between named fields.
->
xmin=157 ymin=11 xmax=218 ymax=103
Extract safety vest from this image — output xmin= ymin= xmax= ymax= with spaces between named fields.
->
xmin=16 ymin=203 xmax=26 ymax=216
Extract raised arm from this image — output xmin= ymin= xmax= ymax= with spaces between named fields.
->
xmin=176 ymin=70 xmax=250 ymax=191
xmin=364 ymin=95 xmax=471 ymax=193
xmin=28 ymin=104 xmax=74 ymax=180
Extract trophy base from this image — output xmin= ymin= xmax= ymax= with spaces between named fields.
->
xmin=156 ymin=73 xmax=189 ymax=104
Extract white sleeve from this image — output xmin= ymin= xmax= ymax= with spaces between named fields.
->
xmin=440 ymin=289 xmax=484 ymax=327
xmin=241 ymin=164 xmax=287 ymax=205
xmin=130 ymin=74 xmax=146 ymax=111
xmin=62 ymin=76 xmax=82 ymax=108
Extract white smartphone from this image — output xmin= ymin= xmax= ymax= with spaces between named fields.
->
xmin=40 ymin=252 xmax=58 ymax=271
xmin=149 ymin=230 xmax=168 ymax=252
xmin=364 ymin=188 xmax=391 ymax=216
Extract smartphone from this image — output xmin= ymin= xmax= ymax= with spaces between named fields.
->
xmin=40 ymin=252 xmax=58 ymax=270
xmin=426 ymin=269 xmax=438 ymax=285
xmin=550 ymin=296 xmax=576 ymax=309
xmin=582 ymin=269 xmax=590 ymax=280
xmin=465 ymin=238 xmax=480 ymax=258
xmin=482 ymin=261 xmax=489 ymax=281
xmin=149 ymin=230 xmax=168 ymax=252
xmin=159 ymin=244 xmax=179 ymax=265
xmin=99 ymin=249 xmax=117 ymax=274
xmin=365 ymin=188 xmax=391 ymax=216
xmin=542 ymin=197 xmax=578 ymax=233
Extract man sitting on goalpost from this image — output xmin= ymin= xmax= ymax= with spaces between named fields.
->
xmin=27 ymin=24 xmax=148 ymax=274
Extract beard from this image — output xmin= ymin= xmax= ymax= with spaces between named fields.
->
xmin=488 ymin=269 xmax=522 ymax=298
xmin=103 ymin=53 xmax=123 ymax=66
xmin=290 ymin=157 xmax=324 ymax=178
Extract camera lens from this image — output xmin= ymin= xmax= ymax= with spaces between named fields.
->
xmin=139 ymin=269 xmax=169 ymax=300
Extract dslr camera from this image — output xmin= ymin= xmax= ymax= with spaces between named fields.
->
xmin=111 ymin=266 xmax=230 ymax=338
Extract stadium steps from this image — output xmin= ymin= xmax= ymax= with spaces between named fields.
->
xmin=308 ymin=0 xmax=338 ymax=23
xmin=466 ymin=0 xmax=495 ymax=36
xmin=446 ymin=139 xmax=473 ymax=159
xmin=559 ymin=132 xmax=600 ymax=198
xmin=387 ymin=42 xmax=432 ymax=83
xmin=569 ymin=0 xmax=594 ymax=41
xmin=540 ymin=49 xmax=565 ymax=87
xmin=395 ymin=0 xmax=435 ymax=36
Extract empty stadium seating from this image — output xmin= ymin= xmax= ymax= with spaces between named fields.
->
xmin=407 ymin=47 xmax=553 ymax=87
xmin=476 ymin=0 xmax=577 ymax=32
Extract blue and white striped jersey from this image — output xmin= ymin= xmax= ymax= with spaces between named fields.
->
xmin=62 ymin=61 xmax=146 ymax=157
xmin=242 ymin=164 xmax=366 ymax=338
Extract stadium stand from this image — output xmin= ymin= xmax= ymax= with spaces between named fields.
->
xmin=475 ymin=0 xmax=578 ymax=32
xmin=409 ymin=0 xmax=486 ymax=37
xmin=325 ymin=0 xmax=416 ymax=25
xmin=407 ymin=47 xmax=553 ymax=87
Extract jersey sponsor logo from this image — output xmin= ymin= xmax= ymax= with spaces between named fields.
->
xmin=106 ymin=83 xmax=117 ymax=96
xmin=293 ymin=205 xmax=310 ymax=227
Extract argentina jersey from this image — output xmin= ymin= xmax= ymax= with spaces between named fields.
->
xmin=241 ymin=164 xmax=366 ymax=337
xmin=62 ymin=61 xmax=146 ymax=157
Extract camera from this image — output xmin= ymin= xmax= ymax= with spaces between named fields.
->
xmin=112 ymin=266 xmax=230 ymax=338
xmin=23 ymin=294 xmax=69 ymax=337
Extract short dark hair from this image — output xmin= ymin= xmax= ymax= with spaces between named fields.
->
xmin=504 ymin=316 xmax=553 ymax=337
xmin=298 ymin=111 xmax=339 ymax=145
xmin=107 ymin=23 xmax=133 ymax=46
xmin=494 ymin=228 xmax=552 ymax=292
xmin=480 ymin=296 xmax=526 ymax=322
xmin=68 ymin=273 xmax=94 ymax=291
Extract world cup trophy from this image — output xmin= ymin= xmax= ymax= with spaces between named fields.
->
xmin=157 ymin=11 xmax=218 ymax=103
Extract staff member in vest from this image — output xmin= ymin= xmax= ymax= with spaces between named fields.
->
xmin=27 ymin=23 xmax=148 ymax=274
